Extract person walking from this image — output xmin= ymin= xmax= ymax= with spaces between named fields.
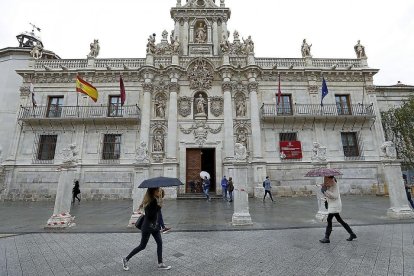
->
xmin=403 ymin=175 xmax=414 ymax=209
xmin=228 ymin=177 xmax=234 ymax=202
xmin=72 ymin=180 xmax=81 ymax=205
xmin=122 ymin=188 xmax=171 ymax=271
xmin=202 ymin=176 xmax=211 ymax=201
xmin=263 ymin=176 xmax=274 ymax=202
xmin=319 ymin=176 xmax=357 ymax=243
xmin=221 ymin=176 xmax=228 ymax=200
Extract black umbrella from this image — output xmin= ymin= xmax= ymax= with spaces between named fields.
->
xmin=138 ymin=177 xmax=184 ymax=188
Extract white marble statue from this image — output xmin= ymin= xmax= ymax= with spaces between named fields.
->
xmin=220 ymin=34 xmax=230 ymax=53
xmin=30 ymin=42 xmax=43 ymax=59
xmin=195 ymin=22 xmax=207 ymax=43
xmin=170 ymin=31 xmax=180 ymax=54
xmin=146 ymin=33 xmax=156 ymax=54
xmin=236 ymin=100 xmax=246 ymax=117
xmin=380 ymin=141 xmax=397 ymax=160
xmin=88 ymin=39 xmax=100 ymax=58
xmin=301 ymin=39 xmax=312 ymax=57
xmin=354 ymin=40 xmax=367 ymax=59
xmin=153 ymin=135 xmax=164 ymax=152
xmin=155 ymin=100 xmax=166 ymax=118
xmin=235 ymin=143 xmax=247 ymax=161
xmin=237 ymin=130 xmax=248 ymax=149
xmin=243 ymin=35 xmax=254 ymax=54
xmin=196 ymin=94 xmax=207 ymax=114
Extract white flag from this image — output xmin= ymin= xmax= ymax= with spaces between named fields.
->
xmin=30 ymin=82 xmax=37 ymax=107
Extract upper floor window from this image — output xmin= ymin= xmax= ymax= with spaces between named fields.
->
xmin=47 ymin=97 xmax=64 ymax=118
xmin=102 ymin=134 xmax=121 ymax=160
xmin=341 ymin=132 xmax=359 ymax=157
xmin=335 ymin=95 xmax=351 ymax=115
xmin=37 ymin=135 xmax=57 ymax=160
xmin=108 ymin=96 xmax=122 ymax=117
xmin=277 ymin=95 xmax=292 ymax=115
xmin=279 ymin=132 xmax=297 ymax=142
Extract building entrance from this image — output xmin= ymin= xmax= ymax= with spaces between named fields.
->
xmin=185 ymin=148 xmax=216 ymax=193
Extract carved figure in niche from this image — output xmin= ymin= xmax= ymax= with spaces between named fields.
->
xmin=237 ymin=129 xmax=248 ymax=149
xmin=220 ymin=34 xmax=230 ymax=53
xmin=243 ymin=35 xmax=254 ymax=54
xmin=236 ymin=99 xmax=246 ymax=117
xmin=195 ymin=94 xmax=207 ymax=114
xmin=234 ymin=143 xmax=247 ymax=161
xmin=195 ymin=22 xmax=207 ymax=43
xmin=354 ymin=40 xmax=367 ymax=59
xmin=153 ymin=134 xmax=164 ymax=152
xmin=146 ymin=33 xmax=156 ymax=54
xmin=155 ymin=99 xmax=166 ymax=118
xmin=170 ymin=31 xmax=180 ymax=54
xmin=88 ymin=39 xmax=100 ymax=58
xmin=30 ymin=42 xmax=43 ymax=59
xmin=301 ymin=39 xmax=312 ymax=57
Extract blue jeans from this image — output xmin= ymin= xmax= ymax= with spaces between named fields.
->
xmin=222 ymin=187 xmax=228 ymax=199
xmin=228 ymin=191 xmax=233 ymax=201
xmin=203 ymin=187 xmax=210 ymax=200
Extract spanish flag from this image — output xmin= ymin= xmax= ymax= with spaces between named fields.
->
xmin=76 ymin=76 xmax=98 ymax=102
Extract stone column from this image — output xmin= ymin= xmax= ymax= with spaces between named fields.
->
xmin=383 ymin=160 xmax=414 ymax=219
xmin=222 ymin=81 xmax=235 ymax=160
xmin=139 ymin=78 xmax=154 ymax=147
xmin=166 ymin=81 xmax=179 ymax=161
xmin=212 ymin=20 xmax=218 ymax=55
xmin=247 ymin=80 xmax=263 ymax=160
xmin=183 ymin=21 xmax=189 ymax=56
xmin=128 ymin=165 xmax=150 ymax=227
xmin=231 ymin=161 xmax=253 ymax=225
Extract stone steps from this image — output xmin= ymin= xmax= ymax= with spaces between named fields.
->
xmin=177 ymin=193 xmax=222 ymax=200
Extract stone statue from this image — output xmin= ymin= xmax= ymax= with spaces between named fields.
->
xmin=236 ymin=100 xmax=246 ymax=117
xmin=60 ymin=144 xmax=79 ymax=167
xmin=380 ymin=141 xmax=397 ymax=160
xmin=237 ymin=130 xmax=248 ymax=149
xmin=88 ymin=39 xmax=100 ymax=58
xmin=234 ymin=143 xmax=247 ymax=161
xmin=155 ymin=100 xmax=166 ymax=118
xmin=170 ymin=31 xmax=180 ymax=54
xmin=195 ymin=22 xmax=207 ymax=43
xmin=233 ymin=30 xmax=240 ymax=40
xmin=30 ymin=42 xmax=43 ymax=59
xmin=196 ymin=94 xmax=207 ymax=114
xmin=354 ymin=40 xmax=367 ymax=59
xmin=301 ymin=39 xmax=312 ymax=57
xmin=135 ymin=141 xmax=149 ymax=163
xmin=146 ymin=33 xmax=156 ymax=54
xmin=162 ymin=30 xmax=168 ymax=40
xmin=243 ymin=35 xmax=254 ymax=54
xmin=220 ymin=34 xmax=230 ymax=53
xmin=153 ymin=135 xmax=164 ymax=152
xmin=311 ymin=142 xmax=327 ymax=162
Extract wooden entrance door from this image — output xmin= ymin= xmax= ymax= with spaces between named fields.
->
xmin=186 ymin=149 xmax=202 ymax=193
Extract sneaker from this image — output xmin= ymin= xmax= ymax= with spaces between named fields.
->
xmin=346 ymin=233 xmax=357 ymax=241
xmin=161 ymin=227 xmax=171 ymax=234
xmin=319 ymin=238 xmax=330 ymax=243
xmin=158 ymin=263 xmax=171 ymax=270
xmin=122 ymin=257 xmax=129 ymax=271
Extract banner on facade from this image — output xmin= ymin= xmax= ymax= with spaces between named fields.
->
xmin=279 ymin=141 xmax=303 ymax=159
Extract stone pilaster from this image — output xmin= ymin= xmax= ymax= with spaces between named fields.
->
xmin=231 ymin=162 xmax=253 ymax=225
xmin=128 ymin=165 xmax=149 ymax=227
xmin=222 ymin=81 xmax=235 ymax=161
xmin=247 ymin=80 xmax=263 ymax=160
xmin=212 ymin=20 xmax=218 ymax=55
xmin=166 ymin=81 xmax=179 ymax=162
xmin=139 ymin=79 xmax=154 ymax=147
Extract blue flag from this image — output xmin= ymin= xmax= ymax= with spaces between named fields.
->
xmin=321 ymin=77 xmax=329 ymax=106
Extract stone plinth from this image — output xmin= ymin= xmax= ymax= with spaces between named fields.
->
xmin=315 ymin=188 xmax=329 ymax=221
xmin=231 ymin=162 xmax=253 ymax=226
xmin=45 ymin=168 xmax=76 ymax=228
xmin=128 ymin=165 xmax=149 ymax=227
xmin=383 ymin=160 xmax=414 ymax=219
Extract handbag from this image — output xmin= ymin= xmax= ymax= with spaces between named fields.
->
xmin=135 ymin=214 xmax=145 ymax=230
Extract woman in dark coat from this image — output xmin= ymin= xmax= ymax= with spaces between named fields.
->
xmin=122 ymin=188 xmax=171 ymax=271
xmin=72 ymin=181 xmax=81 ymax=205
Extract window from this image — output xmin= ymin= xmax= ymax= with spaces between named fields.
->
xmin=279 ymin=133 xmax=297 ymax=142
xmin=335 ymin=95 xmax=351 ymax=115
xmin=47 ymin=97 xmax=64 ymax=117
xmin=277 ymin=95 xmax=292 ymax=115
xmin=341 ymin=132 xmax=359 ymax=157
xmin=102 ymin=134 xmax=121 ymax=160
xmin=37 ymin=135 xmax=57 ymax=160
xmin=108 ymin=96 xmax=122 ymax=117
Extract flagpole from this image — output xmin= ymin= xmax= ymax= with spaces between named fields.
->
xmin=76 ymin=75 xmax=79 ymax=117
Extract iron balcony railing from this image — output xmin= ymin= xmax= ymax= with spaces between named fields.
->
xmin=261 ymin=103 xmax=375 ymax=118
xmin=18 ymin=105 xmax=141 ymax=120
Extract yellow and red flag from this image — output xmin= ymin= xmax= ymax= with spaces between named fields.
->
xmin=76 ymin=76 xmax=98 ymax=102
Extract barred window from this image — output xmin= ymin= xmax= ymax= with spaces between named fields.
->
xmin=341 ymin=132 xmax=359 ymax=157
xmin=102 ymin=134 xmax=121 ymax=160
xmin=47 ymin=97 xmax=64 ymax=118
xmin=108 ymin=96 xmax=122 ymax=117
xmin=37 ymin=135 xmax=58 ymax=160
xmin=279 ymin=132 xmax=297 ymax=142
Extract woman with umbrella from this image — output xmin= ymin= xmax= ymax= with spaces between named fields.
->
xmin=319 ymin=175 xmax=357 ymax=243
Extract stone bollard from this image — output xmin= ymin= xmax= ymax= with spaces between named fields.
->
xmin=231 ymin=161 xmax=253 ymax=226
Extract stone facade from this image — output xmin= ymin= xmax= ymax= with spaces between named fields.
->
xmin=0 ymin=0 xmax=411 ymax=201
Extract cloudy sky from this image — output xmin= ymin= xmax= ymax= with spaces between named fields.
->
xmin=1 ymin=0 xmax=413 ymax=85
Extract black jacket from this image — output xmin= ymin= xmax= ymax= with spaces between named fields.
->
xmin=142 ymin=198 xmax=161 ymax=232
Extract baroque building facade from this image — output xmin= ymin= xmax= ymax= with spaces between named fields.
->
xmin=0 ymin=0 xmax=410 ymax=200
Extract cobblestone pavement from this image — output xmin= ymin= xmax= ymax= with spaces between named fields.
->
xmin=0 ymin=224 xmax=414 ymax=276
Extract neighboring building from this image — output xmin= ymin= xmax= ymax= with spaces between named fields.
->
xmin=0 ymin=0 xmax=408 ymax=200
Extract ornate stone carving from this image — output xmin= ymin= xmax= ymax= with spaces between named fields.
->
xmin=354 ymin=40 xmax=367 ymax=59
xmin=152 ymin=153 xmax=164 ymax=163
xmin=30 ymin=42 xmax=43 ymax=59
xmin=153 ymin=133 xmax=164 ymax=152
xmin=154 ymin=93 xmax=167 ymax=118
xmin=59 ymin=144 xmax=79 ymax=168
xmin=236 ymin=129 xmax=248 ymax=150
xmin=180 ymin=121 xmax=222 ymax=146
xmin=222 ymin=81 xmax=232 ymax=92
xmin=308 ymin=85 xmax=319 ymax=94
xmin=146 ymin=33 xmax=156 ymax=54
xmin=380 ymin=141 xmax=397 ymax=160
xmin=234 ymin=143 xmax=247 ymax=161
xmin=210 ymin=96 xmax=223 ymax=117
xmin=195 ymin=22 xmax=207 ymax=43
xmin=87 ymin=39 xmax=100 ymax=58
xmin=220 ymin=32 xmax=230 ymax=53
xmin=242 ymin=36 xmax=254 ymax=54
xmin=366 ymin=85 xmax=376 ymax=94
xmin=135 ymin=141 xmax=149 ymax=163
xmin=142 ymin=83 xmax=154 ymax=93
xmin=235 ymin=94 xmax=247 ymax=117
xmin=195 ymin=93 xmax=208 ymax=116
xmin=178 ymin=96 xmax=192 ymax=117
xmin=232 ymin=81 xmax=247 ymax=93
xmin=188 ymin=58 xmax=214 ymax=90
xmin=311 ymin=142 xmax=327 ymax=162
xmin=169 ymin=82 xmax=180 ymax=93
xmin=301 ymin=39 xmax=312 ymax=58
xmin=19 ymin=86 xmax=30 ymax=97
xmin=247 ymin=82 xmax=258 ymax=93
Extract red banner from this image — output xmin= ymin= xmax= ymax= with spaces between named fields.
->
xmin=279 ymin=141 xmax=302 ymax=159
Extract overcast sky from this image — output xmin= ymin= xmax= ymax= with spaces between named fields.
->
xmin=1 ymin=0 xmax=413 ymax=85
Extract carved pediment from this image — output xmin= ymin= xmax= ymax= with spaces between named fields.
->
xmin=183 ymin=0 xmax=219 ymax=8
xmin=187 ymin=58 xmax=214 ymax=90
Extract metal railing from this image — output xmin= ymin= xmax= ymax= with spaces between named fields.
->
xmin=18 ymin=105 xmax=141 ymax=120
xmin=261 ymin=103 xmax=375 ymax=118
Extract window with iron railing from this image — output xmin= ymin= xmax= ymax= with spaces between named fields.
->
xmin=341 ymin=132 xmax=359 ymax=157
xmin=47 ymin=97 xmax=64 ymax=118
xmin=279 ymin=132 xmax=297 ymax=142
xmin=277 ymin=95 xmax=293 ymax=115
xmin=335 ymin=95 xmax=351 ymax=115
xmin=37 ymin=135 xmax=58 ymax=160
xmin=102 ymin=134 xmax=121 ymax=160
xmin=108 ymin=96 xmax=123 ymax=117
